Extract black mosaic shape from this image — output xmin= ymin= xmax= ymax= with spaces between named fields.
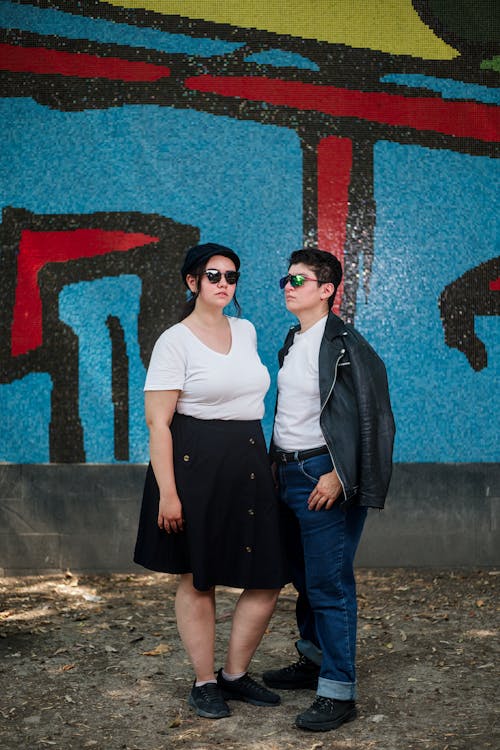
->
xmin=439 ymin=256 xmax=500 ymax=371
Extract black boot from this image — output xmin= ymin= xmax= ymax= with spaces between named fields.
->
xmin=296 ymin=696 xmax=357 ymax=731
xmin=262 ymin=651 xmax=320 ymax=690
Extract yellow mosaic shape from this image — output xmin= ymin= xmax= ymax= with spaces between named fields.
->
xmin=101 ymin=0 xmax=458 ymax=59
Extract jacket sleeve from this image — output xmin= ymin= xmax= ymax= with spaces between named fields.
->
xmin=349 ymin=335 xmax=396 ymax=507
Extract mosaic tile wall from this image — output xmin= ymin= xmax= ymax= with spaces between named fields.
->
xmin=0 ymin=0 xmax=498 ymax=465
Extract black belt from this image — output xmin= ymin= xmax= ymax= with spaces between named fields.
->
xmin=274 ymin=446 xmax=329 ymax=464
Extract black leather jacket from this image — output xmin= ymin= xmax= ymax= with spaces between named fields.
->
xmin=275 ymin=312 xmax=395 ymax=509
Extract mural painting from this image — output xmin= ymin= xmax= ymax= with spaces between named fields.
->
xmin=0 ymin=0 xmax=498 ymax=464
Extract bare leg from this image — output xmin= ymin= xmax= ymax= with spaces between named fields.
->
xmin=225 ymin=589 xmax=280 ymax=674
xmin=175 ymin=573 xmax=216 ymax=682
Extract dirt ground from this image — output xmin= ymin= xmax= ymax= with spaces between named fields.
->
xmin=0 ymin=569 xmax=498 ymax=750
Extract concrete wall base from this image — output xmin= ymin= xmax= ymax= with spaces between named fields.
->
xmin=0 ymin=463 xmax=498 ymax=574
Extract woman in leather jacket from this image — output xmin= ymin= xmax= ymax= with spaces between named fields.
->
xmin=278 ymin=309 xmax=395 ymax=509
xmin=263 ymin=248 xmax=395 ymax=733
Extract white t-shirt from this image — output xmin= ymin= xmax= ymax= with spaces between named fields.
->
xmin=144 ymin=317 xmax=270 ymax=420
xmin=273 ymin=315 xmax=327 ymax=451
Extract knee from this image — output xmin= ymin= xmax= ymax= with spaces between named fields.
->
xmin=306 ymin=569 xmax=346 ymax=606
xmin=244 ymin=587 xmax=280 ymax=609
xmin=260 ymin=587 xmax=281 ymax=603
xmin=268 ymin=588 xmax=281 ymax=607
xmin=177 ymin=575 xmax=214 ymax=603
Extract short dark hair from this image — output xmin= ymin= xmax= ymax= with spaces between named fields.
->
xmin=288 ymin=248 xmax=343 ymax=305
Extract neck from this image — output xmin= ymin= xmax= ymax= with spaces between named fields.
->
xmin=297 ymin=308 xmax=328 ymax=333
xmin=189 ymin=301 xmax=226 ymax=327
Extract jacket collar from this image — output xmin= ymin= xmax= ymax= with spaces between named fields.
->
xmin=323 ymin=311 xmax=348 ymax=341
xmin=279 ymin=312 xmax=346 ymax=365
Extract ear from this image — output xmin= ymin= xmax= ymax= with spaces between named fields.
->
xmin=320 ymin=282 xmax=335 ymax=300
xmin=185 ymin=274 xmax=198 ymax=294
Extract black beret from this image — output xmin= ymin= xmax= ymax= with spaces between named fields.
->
xmin=181 ymin=242 xmax=240 ymax=285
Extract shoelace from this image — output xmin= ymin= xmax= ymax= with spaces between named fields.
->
xmin=310 ymin=695 xmax=336 ymax=711
xmin=199 ymin=683 xmax=224 ymax=704
xmin=237 ymin=674 xmax=271 ymax=694
xmin=281 ymin=655 xmax=315 ymax=674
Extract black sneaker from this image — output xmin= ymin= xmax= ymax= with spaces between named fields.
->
xmin=262 ymin=654 xmax=320 ymax=690
xmin=188 ymin=681 xmax=231 ymax=719
xmin=295 ymin=696 xmax=357 ymax=731
xmin=217 ymin=669 xmax=280 ymax=706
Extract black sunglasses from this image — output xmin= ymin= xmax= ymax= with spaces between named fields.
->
xmin=279 ymin=273 xmax=322 ymax=289
xmin=204 ymin=269 xmax=240 ymax=285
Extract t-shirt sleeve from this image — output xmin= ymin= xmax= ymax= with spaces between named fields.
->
xmin=144 ymin=328 xmax=186 ymax=391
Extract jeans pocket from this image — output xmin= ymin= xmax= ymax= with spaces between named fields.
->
xmin=298 ymin=459 xmax=321 ymax=484
xmin=298 ymin=454 xmax=333 ymax=485
xmin=299 ymin=462 xmax=319 ymax=485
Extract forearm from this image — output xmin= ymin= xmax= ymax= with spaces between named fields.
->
xmin=148 ymin=423 xmax=177 ymax=498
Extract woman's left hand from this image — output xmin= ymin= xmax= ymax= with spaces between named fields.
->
xmin=307 ymin=469 xmax=343 ymax=511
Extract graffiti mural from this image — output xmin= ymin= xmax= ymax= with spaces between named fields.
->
xmin=439 ymin=258 xmax=500 ymax=372
xmin=0 ymin=0 xmax=498 ymax=463
xmin=0 ymin=206 xmax=197 ymax=461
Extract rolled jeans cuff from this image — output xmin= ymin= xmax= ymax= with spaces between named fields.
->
xmin=317 ymin=676 xmax=357 ymax=701
xmin=296 ymin=638 xmax=322 ymax=667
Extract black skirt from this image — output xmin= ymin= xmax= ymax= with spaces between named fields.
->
xmin=134 ymin=413 xmax=290 ymax=591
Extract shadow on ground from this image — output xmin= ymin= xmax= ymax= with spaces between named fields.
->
xmin=0 ymin=569 xmax=498 ymax=750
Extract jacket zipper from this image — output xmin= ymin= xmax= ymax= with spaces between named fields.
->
xmin=319 ymin=347 xmax=346 ymax=501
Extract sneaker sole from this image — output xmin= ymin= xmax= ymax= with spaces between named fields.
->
xmin=188 ymin=694 xmax=231 ymax=719
xmin=295 ymin=707 xmax=358 ymax=732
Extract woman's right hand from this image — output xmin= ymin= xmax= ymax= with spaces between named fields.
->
xmin=158 ymin=492 xmax=184 ymax=533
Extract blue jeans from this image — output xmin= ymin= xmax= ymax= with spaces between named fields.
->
xmin=278 ymin=453 xmax=367 ymax=701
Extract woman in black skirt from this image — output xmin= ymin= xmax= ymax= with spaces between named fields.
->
xmin=134 ymin=242 xmax=288 ymax=720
